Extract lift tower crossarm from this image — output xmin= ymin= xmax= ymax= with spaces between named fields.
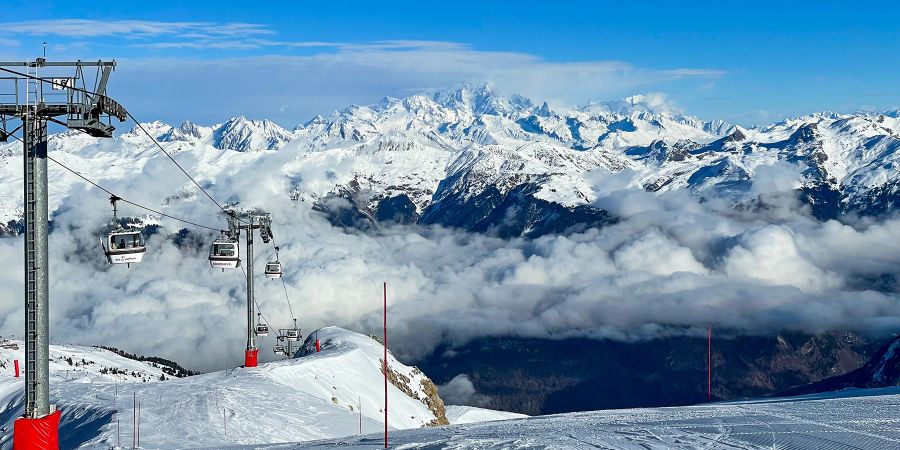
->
xmin=0 ymin=61 xmax=126 ymax=136
xmin=0 ymin=61 xmax=116 ymax=66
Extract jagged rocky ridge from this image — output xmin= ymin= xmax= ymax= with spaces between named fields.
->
xmin=0 ymin=86 xmax=899 ymax=237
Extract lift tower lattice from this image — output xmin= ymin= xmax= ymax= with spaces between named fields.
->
xmin=227 ymin=212 xmax=273 ymax=367
xmin=0 ymin=59 xmax=126 ymax=449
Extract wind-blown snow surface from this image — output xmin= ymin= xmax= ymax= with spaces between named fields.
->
xmin=1 ymin=86 xmax=900 ymax=372
xmin=444 ymin=405 xmax=527 ymax=425
xmin=244 ymin=388 xmax=900 ymax=450
xmin=0 ymin=328 xmax=457 ymax=449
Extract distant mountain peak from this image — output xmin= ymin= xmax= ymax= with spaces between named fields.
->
xmin=212 ymin=116 xmax=293 ymax=151
xmin=425 ymin=83 xmax=534 ymax=117
xmin=582 ymin=93 xmax=679 ymax=116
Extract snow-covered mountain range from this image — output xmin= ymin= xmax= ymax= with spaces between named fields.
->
xmin=1 ymin=85 xmax=898 ymax=237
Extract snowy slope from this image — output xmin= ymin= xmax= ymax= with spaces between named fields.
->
xmin=0 ymin=339 xmax=174 ymax=449
xmin=0 ymin=339 xmax=171 ymax=385
xmin=248 ymin=387 xmax=900 ymax=449
xmin=445 ymin=405 xmax=527 ymax=425
xmin=0 ymin=328 xmax=461 ymax=449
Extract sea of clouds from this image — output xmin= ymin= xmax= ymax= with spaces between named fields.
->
xmin=0 ymin=145 xmax=898 ymax=373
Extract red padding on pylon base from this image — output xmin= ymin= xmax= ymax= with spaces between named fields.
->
xmin=315 ymin=339 xmax=320 ymax=353
xmin=244 ymin=348 xmax=259 ymax=367
xmin=13 ymin=410 xmax=61 ymax=450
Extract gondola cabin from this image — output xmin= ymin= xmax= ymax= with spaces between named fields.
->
xmin=255 ymin=323 xmax=269 ymax=337
xmin=264 ymin=261 xmax=282 ymax=279
xmin=103 ymin=228 xmax=146 ymax=266
xmin=285 ymin=329 xmax=300 ymax=341
xmin=274 ymin=343 xmax=285 ymax=354
xmin=209 ymin=238 xmax=240 ymax=269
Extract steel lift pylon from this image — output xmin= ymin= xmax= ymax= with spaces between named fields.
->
xmin=0 ymin=59 xmax=125 ymax=450
xmin=226 ymin=212 xmax=274 ymax=367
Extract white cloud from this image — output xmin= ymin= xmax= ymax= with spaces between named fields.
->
xmin=3 ymin=19 xmax=273 ymax=38
xmin=0 ymin=19 xmax=726 ymax=124
xmin=0 ymin=163 xmax=896 ymax=374
xmin=614 ymin=231 xmax=708 ymax=276
xmin=663 ymin=68 xmax=727 ymax=78
xmin=439 ymin=374 xmax=491 ymax=407
xmin=109 ymin=43 xmax=723 ymax=126
xmin=722 ymin=225 xmax=841 ymax=293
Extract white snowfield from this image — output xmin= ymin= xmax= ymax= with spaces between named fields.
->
xmin=0 ymin=327 xmax=520 ymax=449
xmin=2 ymin=333 xmax=900 ymax=449
xmin=444 ymin=405 xmax=527 ymax=425
xmin=241 ymin=388 xmax=900 ymax=450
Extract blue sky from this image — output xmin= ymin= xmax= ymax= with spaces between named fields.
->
xmin=2 ymin=1 xmax=899 ymax=127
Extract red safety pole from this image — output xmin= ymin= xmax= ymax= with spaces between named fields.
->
xmin=383 ymin=281 xmax=388 ymax=449
xmin=707 ymin=325 xmax=712 ymax=402
xmin=13 ymin=359 xmax=18 ymax=378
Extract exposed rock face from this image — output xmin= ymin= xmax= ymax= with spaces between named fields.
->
xmin=779 ymin=335 xmax=900 ymax=396
xmin=378 ymin=351 xmax=450 ymax=426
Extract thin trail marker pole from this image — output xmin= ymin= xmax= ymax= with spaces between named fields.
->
xmin=707 ymin=326 xmax=712 ymax=402
xmin=359 ymin=395 xmax=362 ymax=435
xmin=132 ymin=391 xmax=136 ymax=450
xmin=137 ymin=400 xmax=141 ymax=448
xmin=223 ymin=408 xmax=227 ymax=436
xmin=383 ymin=281 xmax=388 ymax=449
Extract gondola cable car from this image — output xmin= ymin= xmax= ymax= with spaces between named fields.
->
xmin=265 ymin=245 xmax=283 ymax=279
xmin=99 ymin=195 xmax=146 ymax=268
xmin=274 ymin=335 xmax=287 ymax=355
xmin=285 ymin=318 xmax=301 ymax=341
xmin=208 ymin=233 xmax=240 ymax=271
xmin=264 ymin=260 xmax=282 ymax=279
xmin=255 ymin=313 xmax=269 ymax=337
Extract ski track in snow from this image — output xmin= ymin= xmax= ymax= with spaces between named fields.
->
xmin=239 ymin=388 xmax=900 ymax=450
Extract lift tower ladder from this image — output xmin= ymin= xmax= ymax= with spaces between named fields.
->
xmin=0 ymin=59 xmax=125 ymax=439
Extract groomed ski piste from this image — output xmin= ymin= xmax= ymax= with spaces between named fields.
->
xmin=240 ymin=388 xmax=900 ymax=449
xmin=3 ymin=327 xmax=900 ymax=449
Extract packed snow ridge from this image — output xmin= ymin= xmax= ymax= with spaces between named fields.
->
xmin=0 ymin=327 xmax=518 ymax=449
